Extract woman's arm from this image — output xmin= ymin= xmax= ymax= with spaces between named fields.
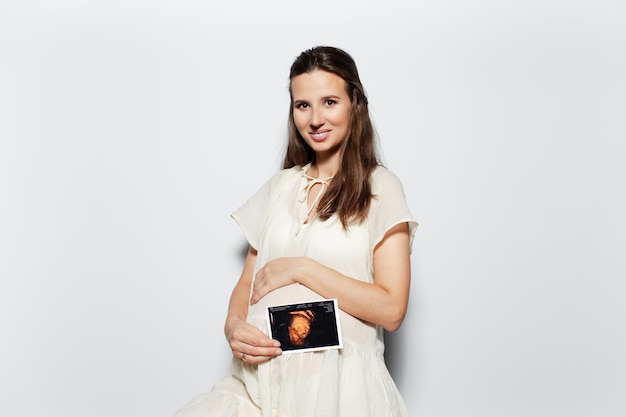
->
xmin=252 ymin=222 xmax=411 ymax=332
xmin=224 ymin=246 xmax=282 ymax=364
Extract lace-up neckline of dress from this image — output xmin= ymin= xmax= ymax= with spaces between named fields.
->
xmin=297 ymin=164 xmax=333 ymax=226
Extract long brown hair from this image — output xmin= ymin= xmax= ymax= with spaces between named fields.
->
xmin=283 ymin=46 xmax=379 ymax=228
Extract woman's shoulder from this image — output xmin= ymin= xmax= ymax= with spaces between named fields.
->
xmin=371 ymin=165 xmax=406 ymax=192
xmin=280 ymin=164 xmax=306 ymax=178
xmin=262 ymin=165 xmax=305 ymax=188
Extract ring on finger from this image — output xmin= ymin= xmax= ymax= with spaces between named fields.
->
xmin=241 ymin=352 xmax=247 ymax=363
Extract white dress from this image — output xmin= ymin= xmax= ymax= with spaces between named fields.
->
xmin=174 ymin=164 xmax=418 ymax=417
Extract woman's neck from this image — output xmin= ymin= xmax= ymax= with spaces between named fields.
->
xmin=312 ymin=153 xmax=340 ymax=178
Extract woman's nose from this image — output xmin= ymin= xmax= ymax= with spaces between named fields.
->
xmin=310 ymin=108 xmax=324 ymax=127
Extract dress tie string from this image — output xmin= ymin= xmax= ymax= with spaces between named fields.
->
xmin=299 ymin=174 xmax=334 ymax=221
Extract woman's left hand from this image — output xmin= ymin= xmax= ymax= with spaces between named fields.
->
xmin=251 ymin=257 xmax=312 ymax=304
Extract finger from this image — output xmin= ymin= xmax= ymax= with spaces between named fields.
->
xmin=234 ymin=348 xmax=281 ymax=365
xmin=240 ymin=354 xmax=271 ymax=365
xmin=234 ymin=331 xmax=281 ymax=349
xmin=231 ymin=333 xmax=282 ymax=357
xmin=245 ymin=348 xmax=282 ymax=364
xmin=250 ymin=287 xmax=262 ymax=305
xmin=228 ymin=333 xmax=281 ymax=357
xmin=251 ymin=279 xmax=272 ymax=304
xmin=229 ymin=321 xmax=274 ymax=343
xmin=233 ymin=342 xmax=282 ymax=357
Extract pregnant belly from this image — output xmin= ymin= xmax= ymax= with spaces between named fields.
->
xmin=247 ymin=283 xmax=379 ymax=347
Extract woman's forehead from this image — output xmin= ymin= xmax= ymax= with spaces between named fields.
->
xmin=291 ymin=70 xmax=348 ymax=100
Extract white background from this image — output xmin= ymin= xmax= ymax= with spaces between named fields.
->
xmin=1 ymin=1 xmax=625 ymax=416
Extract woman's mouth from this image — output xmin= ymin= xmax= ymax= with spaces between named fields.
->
xmin=310 ymin=130 xmax=330 ymax=142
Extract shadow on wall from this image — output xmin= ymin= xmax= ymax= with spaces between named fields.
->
xmin=237 ymin=241 xmax=249 ymax=262
xmin=384 ymin=329 xmax=408 ymax=387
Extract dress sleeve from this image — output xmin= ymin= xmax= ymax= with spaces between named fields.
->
xmin=230 ymin=169 xmax=288 ymax=251
xmin=368 ymin=167 xmax=418 ymax=254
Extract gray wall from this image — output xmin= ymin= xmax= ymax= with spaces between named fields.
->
xmin=1 ymin=1 xmax=624 ymax=416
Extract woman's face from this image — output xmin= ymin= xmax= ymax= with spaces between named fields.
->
xmin=291 ymin=70 xmax=352 ymax=163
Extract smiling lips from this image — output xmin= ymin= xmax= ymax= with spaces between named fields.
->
xmin=310 ymin=130 xmax=330 ymax=142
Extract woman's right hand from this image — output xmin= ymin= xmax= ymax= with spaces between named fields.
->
xmin=224 ymin=246 xmax=281 ymax=364
xmin=225 ymin=317 xmax=282 ymax=365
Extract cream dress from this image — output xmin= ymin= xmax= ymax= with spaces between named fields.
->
xmin=174 ymin=164 xmax=418 ymax=417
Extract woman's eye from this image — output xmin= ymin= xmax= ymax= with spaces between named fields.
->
xmin=295 ymin=102 xmax=308 ymax=109
xmin=325 ymin=99 xmax=336 ymax=106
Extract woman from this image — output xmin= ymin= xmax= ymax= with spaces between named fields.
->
xmin=174 ymin=46 xmax=417 ymax=417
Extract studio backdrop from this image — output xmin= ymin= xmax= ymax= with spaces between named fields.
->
xmin=1 ymin=1 xmax=624 ymax=417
